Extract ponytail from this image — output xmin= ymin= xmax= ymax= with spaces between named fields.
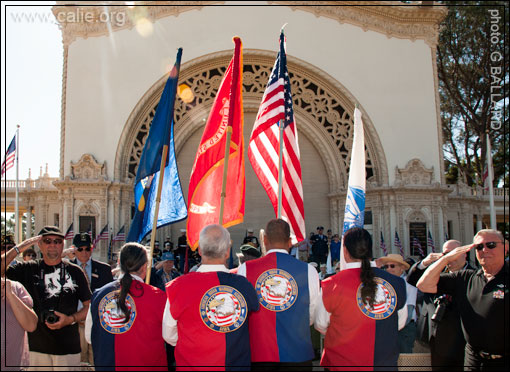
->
xmin=343 ymin=227 xmax=376 ymax=307
xmin=114 ymin=243 xmax=148 ymax=322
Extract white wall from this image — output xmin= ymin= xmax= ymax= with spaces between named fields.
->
xmin=64 ymin=3 xmax=441 ymax=185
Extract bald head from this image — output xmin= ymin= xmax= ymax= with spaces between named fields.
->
xmin=443 ymin=240 xmax=466 ymax=272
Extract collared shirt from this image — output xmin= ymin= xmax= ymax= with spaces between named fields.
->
xmin=77 ymin=258 xmax=92 ymax=283
xmin=162 ymin=264 xmax=230 ymax=346
xmin=77 ymin=258 xmax=92 ymax=312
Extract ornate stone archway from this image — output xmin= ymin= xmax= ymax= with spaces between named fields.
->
xmin=115 ymin=50 xmax=389 ymax=193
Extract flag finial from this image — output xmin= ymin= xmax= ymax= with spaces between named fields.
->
xmin=280 ymin=23 xmax=288 ymax=33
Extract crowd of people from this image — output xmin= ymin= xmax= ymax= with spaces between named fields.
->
xmin=1 ymin=221 xmax=508 ymax=371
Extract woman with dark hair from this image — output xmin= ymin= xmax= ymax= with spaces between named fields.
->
xmin=85 ymin=243 xmax=167 ymax=371
xmin=315 ymin=227 xmax=408 ymax=370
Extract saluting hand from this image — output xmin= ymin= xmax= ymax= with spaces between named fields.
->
xmin=422 ymin=252 xmax=444 ymax=267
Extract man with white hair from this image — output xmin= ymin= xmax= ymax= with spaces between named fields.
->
xmin=162 ymin=224 xmax=259 ymax=370
xmin=418 ymin=229 xmax=509 ymax=370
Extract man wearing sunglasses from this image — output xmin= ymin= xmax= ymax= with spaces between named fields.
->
xmin=71 ymin=233 xmax=114 ymax=368
xmin=417 ymin=229 xmax=509 ymax=370
xmin=408 ymin=240 xmax=475 ymax=370
xmin=1 ymin=226 xmax=92 ymax=370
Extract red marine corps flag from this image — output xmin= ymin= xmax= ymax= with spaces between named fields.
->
xmin=187 ymin=37 xmax=245 ymax=250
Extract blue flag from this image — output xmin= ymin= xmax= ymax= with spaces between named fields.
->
xmin=127 ymin=48 xmax=187 ymax=243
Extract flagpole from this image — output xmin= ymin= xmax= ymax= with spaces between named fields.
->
xmin=486 ymin=133 xmax=496 ymax=229
xmin=219 ymin=127 xmax=233 ymax=225
xmin=146 ymin=144 xmax=169 ymax=284
xmin=219 ymin=37 xmax=242 ymax=226
xmin=277 ymin=120 xmax=284 ymax=218
xmin=15 ymin=125 xmax=20 ymax=244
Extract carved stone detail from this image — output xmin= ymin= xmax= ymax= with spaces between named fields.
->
xmin=395 ymin=159 xmax=434 ymax=186
xmin=120 ymin=54 xmax=382 ymax=189
xmin=71 ymin=154 xmax=107 ymax=181
xmin=52 ymin=2 xmax=446 ymax=47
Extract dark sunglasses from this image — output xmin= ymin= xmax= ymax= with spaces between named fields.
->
xmin=475 ymin=241 xmax=500 ymax=251
xmin=382 ymin=264 xmax=397 ymax=269
xmin=42 ymin=238 xmax=63 ymax=245
xmin=26 ymin=254 xmax=36 ymax=258
xmin=76 ymin=247 xmax=92 ymax=252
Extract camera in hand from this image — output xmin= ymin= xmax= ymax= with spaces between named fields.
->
xmin=41 ymin=309 xmax=59 ymax=324
xmin=431 ymin=295 xmax=449 ymax=322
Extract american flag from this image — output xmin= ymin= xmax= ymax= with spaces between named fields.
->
xmin=87 ymin=224 xmax=93 ymax=239
xmin=112 ymin=226 xmax=126 ymax=243
xmin=64 ymin=223 xmax=74 ymax=241
xmin=248 ymin=31 xmax=305 ymax=243
xmin=412 ymin=235 xmax=425 ymax=257
xmin=93 ymin=224 xmax=109 ymax=247
xmin=427 ymin=230 xmax=435 ymax=253
xmin=395 ymin=231 xmax=404 ymax=257
xmin=1 ymin=134 xmax=16 ymax=177
xmin=380 ymin=231 xmax=388 ymax=256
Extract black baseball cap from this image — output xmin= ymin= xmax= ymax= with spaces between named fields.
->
xmin=38 ymin=226 xmax=65 ymax=238
xmin=73 ymin=233 xmax=92 ymax=247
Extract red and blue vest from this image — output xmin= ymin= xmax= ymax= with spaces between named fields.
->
xmin=166 ymin=271 xmax=259 ymax=371
xmin=244 ymin=252 xmax=314 ymax=362
xmin=90 ymin=280 xmax=167 ymax=371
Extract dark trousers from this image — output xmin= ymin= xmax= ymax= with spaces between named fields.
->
xmin=430 ymin=336 xmax=464 ymax=371
xmin=252 ymin=360 xmax=313 ymax=371
xmin=464 ymin=344 xmax=508 ymax=371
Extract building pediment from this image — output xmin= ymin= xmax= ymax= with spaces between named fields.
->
xmin=395 ymin=158 xmax=436 ymax=187
xmin=70 ymin=154 xmax=107 ymax=181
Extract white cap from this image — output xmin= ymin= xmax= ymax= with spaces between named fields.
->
xmin=180 ymin=229 xmax=186 ymax=233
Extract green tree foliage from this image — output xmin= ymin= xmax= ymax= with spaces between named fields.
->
xmin=438 ymin=2 xmax=508 ymax=186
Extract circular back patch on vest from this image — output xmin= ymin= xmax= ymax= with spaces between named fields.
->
xmin=255 ymin=269 xmax=298 ymax=311
xmin=98 ymin=292 xmax=136 ymax=334
xmin=356 ymin=277 xmax=397 ymax=320
xmin=200 ymin=286 xmax=248 ymax=333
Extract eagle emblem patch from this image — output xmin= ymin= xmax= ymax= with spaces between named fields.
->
xmin=256 ymin=269 xmax=298 ymax=312
xmin=98 ymin=292 xmax=136 ymax=334
xmin=357 ymin=277 xmax=397 ymax=320
xmin=200 ymin=286 xmax=247 ymax=333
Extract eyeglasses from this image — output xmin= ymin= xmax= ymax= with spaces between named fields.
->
xmin=76 ymin=247 xmax=92 ymax=252
xmin=382 ymin=264 xmax=397 ymax=269
xmin=42 ymin=238 xmax=63 ymax=245
xmin=26 ymin=254 xmax=36 ymax=258
xmin=475 ymin=241 xmax=501 ymax=251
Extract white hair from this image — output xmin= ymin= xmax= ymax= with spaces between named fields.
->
xmin=199 ymin=224 xmax=231 ymax=259
xmin=474 ymin=229 xmax=504 ymax=242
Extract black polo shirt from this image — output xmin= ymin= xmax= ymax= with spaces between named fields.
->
xmin=437 ymin=261 xmax=509 ymax=355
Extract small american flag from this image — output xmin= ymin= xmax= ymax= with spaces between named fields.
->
xmin=427 ymin=230 xmax=435 ymax=253
xmin=248 ymin=31 xmax=305 ymax=243
xmin=1 ymin=134 xmax=16 ymax=177
xmin=380 ymin=231 xmax=388 ymax=256
xmin=395 ymin=231 xmax=404 ymax=257
xmin=87 ymin=224 xmax=93 ymax=239
xmin=64 ymin=223 xmax=74 ymax=241
xmin=93 ymin=224 xmax=108 ymax=247
xmin=112 ymin=226 xmax=126 ymax=243
xmin=412 ymin=235 xmax=425 ymax=257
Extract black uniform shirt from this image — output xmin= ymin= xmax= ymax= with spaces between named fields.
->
xmin=437 ymin=261 xmax=509 ymax=355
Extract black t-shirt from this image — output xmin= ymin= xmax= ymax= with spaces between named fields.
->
xmin=6 ymin=259 xmax=92 ymax=355
xmin=437 ymin=261 xmax=509 ymax=355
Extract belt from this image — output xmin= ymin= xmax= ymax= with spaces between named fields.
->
xmin=479 ymin=351 xmax=504 ymax=360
